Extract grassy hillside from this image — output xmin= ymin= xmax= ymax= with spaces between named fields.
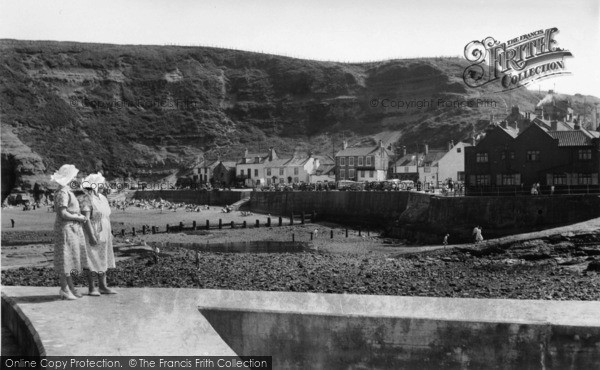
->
xmin=1 ymin=39 xmax=598 ymax=196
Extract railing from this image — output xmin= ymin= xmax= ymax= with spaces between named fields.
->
xmin=465 ymin=185 xmax=600 ymax=196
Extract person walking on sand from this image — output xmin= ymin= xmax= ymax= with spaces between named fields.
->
xmin=51 ymin=164 xmax=89 ymax=300
xmin=10 ymin=219 xmax=14 ymax=228
xmin=443 ymin=234 xmax=449 ymax=248
xmin=79 ymin=173 xmax=117 ymax=296
xmin=474 ymin=226 xmax=484 ymax=243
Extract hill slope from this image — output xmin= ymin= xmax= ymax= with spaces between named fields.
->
xmin=1 ymin=40 xmax=598 ymax=198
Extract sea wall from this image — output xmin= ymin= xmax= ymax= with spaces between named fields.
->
xmin=249 ymin=191 xmax=427 ymax=224
xmin=133 ymin=190 xmax=246 ymax=206
xmin=249 ymin=191 xmax=600 ymax=240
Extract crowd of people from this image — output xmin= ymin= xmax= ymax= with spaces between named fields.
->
xmin=109 ymin=198 xmax=211 ymax=213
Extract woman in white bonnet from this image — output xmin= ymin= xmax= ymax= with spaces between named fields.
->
xmin=51 ymin=164 xmax=89 ymax=300
xmin=80 ymin=172 xmax=117 ymax=295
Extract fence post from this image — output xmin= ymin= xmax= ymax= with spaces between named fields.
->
xmin=290 ymin=214 xmax=294 ymax=225
xmin=330 ymin=230 xmax=334 ymax=239
xmin=358 ymin=228 xmax=361 ymax=236
xmin=292 ymin=233 xmax=295 ymax=243
xmin=219 ymin=219 xmax=222 ymax=229
xmin=121 ymin=229 xmax=125 ymax=237
xmin=231 ymin=221 xmax=235 ymax=229
xmin=179 ymin=222 xmax=184 ymax=231
xmin=310 ymin=232 xmax=313 ymax=241
xmin=345 ymin=229 xmax=348 ymax=238
xmin=312 ymin=210 xmax=316 ymax=222
xmin=256 ymin=219 xmax=260 ymax=228
xmin=132 ymin=227 xmax=136 ymax=236
xmin=166 ymin=224 xmax=170 ymax=233
xmin=206 ymin=220 xmax=210 ymax=230
xmin=243 ymin=221 xmax=247 ymax=228
xmin=301 ymin=212 xmax=305 ymax=224
xmin=142 ymin=225 xmax=146 ymax=235
xmin=192 ymin=221 xmax=197 ymax=230
xmin=267 ymin=217 xmax=271 ymax=227
xmin=279 ymin=217 xmax=282 ymax=226
xmin=151 ymin=226 xmax=156 ymax=234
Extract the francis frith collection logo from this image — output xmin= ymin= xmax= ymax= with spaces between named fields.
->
xmin=463 ymin=27 xmax=572 ymax=92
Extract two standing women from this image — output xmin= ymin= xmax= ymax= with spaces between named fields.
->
xmin=52 ymin=165 xmax=116 ymax=300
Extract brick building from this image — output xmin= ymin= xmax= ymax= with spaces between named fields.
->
xmin=464 ymin=120 xmax=600 ymax=195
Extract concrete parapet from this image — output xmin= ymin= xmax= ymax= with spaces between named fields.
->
xmin=198 ymin=290 xmax=600 ymax=369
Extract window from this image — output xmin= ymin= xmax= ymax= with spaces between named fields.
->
xmin=294 ymin=167 xmax=299 ymax=175
xmin=526 ymin=150 xmax=540 ymax=162
xmin=424 ymin=166 xmax=431 ymax=173
xmin=358 ymin=157 xmax=364 ymax=166
xmin=340 ymin=157 xmax=345 ymax=166
xmin=475 ymin=175 xmax=490 ymax=185
xmin=340 ymin=169 xmax=345 ymax=179
xmin=279 ymin=168 xmax=284 ymax=176
xmin=457 ymin=148 xmax=462 ymax=153
xmin=578 ymin=173 xmax=592 ymax=185
xmin=366 ymin=156 xmax=372 ymax=166
xmin=349 ymin=169 xmax=355 ymax=179
xmin=360 ymin=171 xmax=365 ymax=178
xmin=254 ymin=169 xmax=258 ymax=177
xmin=501 ymin=174 xmax=517 ymax=185
xmin=404 ymin=166 xmax=409 ymax=172
xmin=266 ymin=168 xmax=271 ymax=176
xmin=579 ymin=149 xmax=592 ymax=160
xmin=457 ymin=171 xmax=465 ymax=182
xmin=369 ymin=171 xmax=374 ymax=178
xmin=240 ymin=170 xmax=244 ymax=176
xmin=279 ymin=178 xmax=284 ymax=184
xmin=349 ymin=157 xmax=354 ymax=166
xmin=501 ymin=151 xmax=515 ymax=160
xmin=293 ymin=177 xmax=299 ymax=183
xmin=476 ymin=152 xmax=488 ymax=163
xmin=553 ymin=174 xmax=567 ymax=185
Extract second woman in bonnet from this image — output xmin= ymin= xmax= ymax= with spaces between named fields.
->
xmin=80 ymin=172 xmax=117 ymax=295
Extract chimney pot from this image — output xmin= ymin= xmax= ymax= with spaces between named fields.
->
xmin=424 ymin=144 xmax=429 ymax=155
xmin=342 ymin=140 xmax=348 ymax=150
xmin=402 ymin=146 xmax=407 ymax=157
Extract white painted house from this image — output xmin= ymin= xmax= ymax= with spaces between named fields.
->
xmin=437 ymin=141 xmax=471 ymax=183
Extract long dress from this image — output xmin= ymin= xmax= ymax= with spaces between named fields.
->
xmin=53 ymin=186 xmax=88 ymax=275
xmin=80 ymin=192 xmax=116 ymax=272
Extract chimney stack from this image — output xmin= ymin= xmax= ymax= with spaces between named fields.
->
xmin=424 ymin=144 xmax=429 ymax=155
xmin=379 ymin=140 xmax=384 ymax=148
xmin=342 ymin=140 xmax=348 ymax=150
xmin=402 ymin=146 xmax=407 ymax=157
xmin=448 ymin=141 xmax=454 ymax=151
xmin=244 ymin=148 xmax=248 ymax=158
xmin=269 ymin=147 xmax=277 ymax=161
xmin=551 ymin=121 xmax=558 ymax=131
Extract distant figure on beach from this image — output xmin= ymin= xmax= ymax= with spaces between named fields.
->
xmin=10 ymin=219 xmax=14 ymax=228
xmin=195 ymin=250 xmax=201 ymax=268
xmin=313 ymin=229 xmax=318 ymax=239
xmin=473 ymin=226 xmax=483 ymax=243
xmin=153 ymin=244 xmax=160 ymax=264
xmin=443 ymin=234 xmax=449 ymax=248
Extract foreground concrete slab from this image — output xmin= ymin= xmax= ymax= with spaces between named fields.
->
xmin=197 ymin=290 xmax=600 ymax=369
xmin=1 ymin=286 xmax=236 ymax=356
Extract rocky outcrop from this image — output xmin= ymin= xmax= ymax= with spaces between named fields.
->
xmin=1 ymin=125 xmax=48 ymax=201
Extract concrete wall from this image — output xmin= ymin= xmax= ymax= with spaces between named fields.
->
xmin=420 ymin=194 xmax=600 ymax=242
xmin=249 ymin=191 xmax=428 ymax=224
xmin=134 ymin=190 xmax=246 ymax=206
xmin=198 ymin=290 xmax=600 ymax=370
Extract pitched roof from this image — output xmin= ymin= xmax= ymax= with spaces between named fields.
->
xmin=286 ymin=157 xmax=311 ymax=166
xmin=395 ymin=154 xmax=419 ymax=166
xmin=421 ymin=150 xmax=446 ymax=165
xmin=498 ymin=125 xmax=519 ymax=138
xmin=219 ymin=161 xmax=237 ymax=168
xmin=336 ymin=145 xmax=392 ymax=157
xmin=315 ymin=164 xmax=336 ymax=175
xmin=547 ymin=131 xmax=595 ymax=147
xmin=263 ymin=158 xmax=292 ymax=167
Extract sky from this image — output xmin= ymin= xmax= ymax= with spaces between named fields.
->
xmin=1 ymin=0 xmax=599 ymax=97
